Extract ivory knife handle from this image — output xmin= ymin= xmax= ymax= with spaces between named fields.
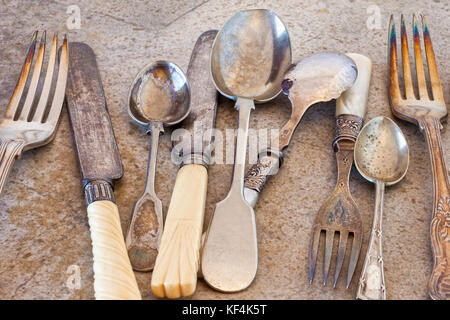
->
xmin=87 ymin=200 xmax=142 ymax=300
xmin=336 ymin=53 xmax=372 ymax=117
xmin=151 ymin=164 xmax=208 ymax=298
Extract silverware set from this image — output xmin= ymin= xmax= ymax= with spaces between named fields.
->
xmin=0 ymin=9 xmax=448 ymax=300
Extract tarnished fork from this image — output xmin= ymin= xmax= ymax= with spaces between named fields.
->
xmin=309 ymin=54 xmax=372 ymax=288
xmin=0 ymin=31 xmax=68 ymax=195
xmin=389 ymin=14 xmax=449 ymax=300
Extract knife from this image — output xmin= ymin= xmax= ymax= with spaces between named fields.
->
xmin=65 ymin=42 xmax=141 ymax=300
xmin=151 ymin=30 xmax=218 ymax=298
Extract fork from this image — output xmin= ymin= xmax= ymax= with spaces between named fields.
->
xmin=0 ymin=31 xmax=68 ymax=195
xmin=389 ymin=14 xmax=449 ymax=300
xmin=309 ymin=54 xmax=372 ymax=288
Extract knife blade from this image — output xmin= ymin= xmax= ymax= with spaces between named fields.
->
xmin=151 ymin=30 xmax=218 ymax=298
xmin=65 ymin=42 xmax=141 ymax=300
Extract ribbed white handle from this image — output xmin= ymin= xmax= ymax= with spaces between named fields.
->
xmin=87 ymin=200 xmax=142 ymax=300
xmin=151 ymin=164 xmax=208 ymax=298
xmin=336 ymin=53 xmax=372 ymax=117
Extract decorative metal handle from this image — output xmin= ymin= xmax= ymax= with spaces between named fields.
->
xmin=244 ymin=150 xmax=282 ymax=193
xmin=357 ymin=180 xmax=386 ymax=300
xmin=418 ymin=116 xmax=450 ymax=300
xmin=0 ymin=138 xmax=25 ymax=195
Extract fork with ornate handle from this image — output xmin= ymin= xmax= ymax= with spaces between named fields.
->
xmin=388 ymin=14 xmax=449 ymax=300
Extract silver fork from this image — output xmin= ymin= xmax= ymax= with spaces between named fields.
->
xmin=388 ymin=14 xmax=449 ymax=300
xmin=0 ymin=31 xmax=68 ymax=195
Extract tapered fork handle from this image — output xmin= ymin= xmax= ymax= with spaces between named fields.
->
xmin=0 ymin=138 xmax=25 ymax=195
xmin=418 ymin=116 xmax=450 ymax=300
xmin=357 ymin=180 xmax=386 ymax=300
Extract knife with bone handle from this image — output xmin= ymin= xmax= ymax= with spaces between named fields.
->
xmin=151 ymin=30 xmax=218 ymax=299
xmin=65 ymin=42 xmax=141 ymax=300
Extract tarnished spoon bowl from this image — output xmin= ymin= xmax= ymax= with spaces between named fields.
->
xmin=355 ymin=116 xmax=409 ymax=185
xmin=210 ymin=9 xmax=292 ymax=102
xmin=128 ymin=60 xmax=190 ymax=126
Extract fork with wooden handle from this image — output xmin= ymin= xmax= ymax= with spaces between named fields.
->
xmin=388 ymin=14 xmax=449 ymax=300
xmin=309 ymin=53 xmax=372 ymax=288
xmin=0 ymin=31 xmax=68 ymax=195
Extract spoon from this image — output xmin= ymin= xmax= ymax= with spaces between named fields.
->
xmin=125 ymin=61 xmax=190 ymax=271
xmin=201 ymin=9 xmax=292 ymax=293
xmin=354 ymin=116 xmax=409 ymax=300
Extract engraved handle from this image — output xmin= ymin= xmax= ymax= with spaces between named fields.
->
xmin=87 ymin=200 xmax=141 ymax=300
xmin=126 ymin=122 xmax=164 ymax=271
xmin=419 ymin=116 xmax=450 ymax=300
xmin=152 ymin=164 xmax=208 ymax=298
xmin=357 ymin=180 xmax=386 ymax=300
xmin=0 ymin=138 xmax=25 ymax=195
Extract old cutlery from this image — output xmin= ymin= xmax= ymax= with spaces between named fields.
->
xmin=243 ymin=52 xmax=358 ymax=207
xmin=201 ymin=9 xmax=292 ymax=292
xmin=65 ymin=42 xmax=141 ymax=299
xmin=354 ymin=116 xmax=409 ymax=300
xmin=0 ymin=31 xmax=68 ymax=195
xmin=126 ymin=61 xmax=190 ymax=271
xmin=309 ymin=53 xmax=372 ymax=288
xmin=151 ymin=30 xmax=218 ymax=298
xmin=388 ymin=14 xmax=449 ymax=300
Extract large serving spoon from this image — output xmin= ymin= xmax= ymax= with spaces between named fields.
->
xmin=126 ymin=61 xmax=190 ymax=271
xmin=354 ymin=116 xmax=409 ymax=300
xmin=201 ymin=9 xmax=292 ymax=292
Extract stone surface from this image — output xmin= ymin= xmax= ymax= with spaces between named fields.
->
xmin=0 ymin=0 xmax=449 ymax=300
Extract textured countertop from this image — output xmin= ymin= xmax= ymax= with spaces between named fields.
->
xmin=0 ymin=0 xmax=448 ymax=300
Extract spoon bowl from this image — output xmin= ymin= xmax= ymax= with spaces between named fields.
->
xmin=355 ymin=116 xmax=409 ymax=185
xmin=128 ymin=60 xmax=190 ymax=126
xmin=210 ymin=9 xmax=292 ymax=102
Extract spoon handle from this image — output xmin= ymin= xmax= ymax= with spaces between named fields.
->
xmin=126 ymin=122 xmax=164 ymax=271
xmin=418 ymin=116 xmax=450 ymax=300
xmin=357 ymin=180 xmax=386 ymax=300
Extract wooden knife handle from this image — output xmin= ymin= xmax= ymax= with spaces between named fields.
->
xmin=87 ymin=200 xmax=141 ymax=300
xmin=151 ymin=164 xmax=208 ymax=298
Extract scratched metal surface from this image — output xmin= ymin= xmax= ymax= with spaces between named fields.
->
xmin=0 ymin=0 xmax=448 ymax=299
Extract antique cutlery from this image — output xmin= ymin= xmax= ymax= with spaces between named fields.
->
xmin=201 ymin=9 xmax=292 ymax=293
xmin=65 ymin=42 xmax=141 ymax=299
xmin=151 ymin=30 xmax=218 ymax=299
xmin=354 ymin=116 xmax=409 ymax=300
xmin=126 ymin=61 xmax=191 ymax=271
xmin=388 ymin=14 xmax=449 ymax=300
xmin=0 ymin=31 xmax=68 ymax=195
xmin=309 ymin=53 xmax=372 ymax=288
xmin=243 ymin=53 xmax=358 ymax=207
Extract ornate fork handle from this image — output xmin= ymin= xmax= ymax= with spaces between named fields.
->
xmin=418 ymin=116 xmax=450 ymax=300
xmin=0 ymin=138 xmax=25 ymax=195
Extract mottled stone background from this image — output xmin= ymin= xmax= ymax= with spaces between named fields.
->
xmin=0 ymin=0 xmax=448 ymax=300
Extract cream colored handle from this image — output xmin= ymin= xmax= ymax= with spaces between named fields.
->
xmin=151 ymin=164 xmax=208 ymax=298
xmin=336 ymin=53 xmax=372 ymax=117
xmin=87 ymin=200 xmax=142 ymax=300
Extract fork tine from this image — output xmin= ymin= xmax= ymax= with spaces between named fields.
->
xmin=323 ymin=230 xmax=335 ymax=285
xmin=32 ymin=33 xmax=57 ymax=123
xmin=388 ymin=15 xmax=402 ymax=106
xmin=346 ymin=231 xmax=362 ymax=288
xmin=45 ymin=34 xmax=68 ymax=126
xmin=422 ymin=15 xmax=445 ymax=103
xmin=4 ymin=31 xmax=38 ymax=120
xmin=18 ymin=32 xmax=46 ymax=121
xmin=413 ymin=13 xmax=429 ymax=100
xmin=309 ymin=227 xmax=321 ymax=284
xmin=401 ymin=15 xmax=415 ymax=99
xmin=333 ymin=231 xmax=348 ymax=288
